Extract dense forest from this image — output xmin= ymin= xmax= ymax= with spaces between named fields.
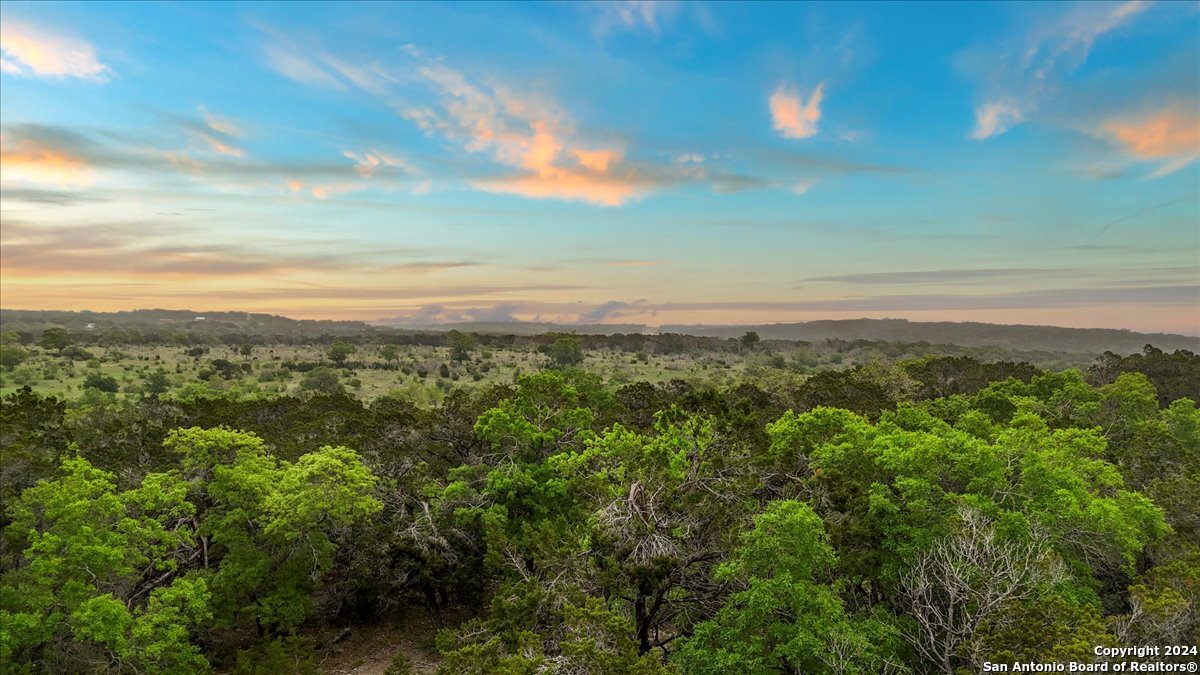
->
xmin=1 ymin=326 xmax=1198 ymax=672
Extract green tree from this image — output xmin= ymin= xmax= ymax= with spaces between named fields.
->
xmin=548 ymin=335 xmax=584 ymax=368
xmin=740 ymin=331 xmax=761 ymax=352
xmin=0 ymin=458 xmax=211 ymax=673
xmin=298 ymin=366 xmax=343 ymax=395
xmin=144 ymin=370 xmax=171 ymax=399
xmin=83 ymin=372 xmax=120 ymax=393
xmin=674 ymin=500 xmax=904 ymax=674
xmin=38 ymin=327 xmax=72 ymax=354
xmin=447 ymin=330 xmax=477 ymax=362
xmin=0 ymin=344 xmax=28 ymax=370
xmin=327 ymin=341 xmax=356 ymax=366
xmin=165 ymin=427 xmax=382 ymax=633
xmin=379 ymin=344 xmax=399 ymax=365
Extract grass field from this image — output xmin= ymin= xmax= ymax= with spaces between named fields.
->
xmin=0 ymin=342 xmax=770 ymax=403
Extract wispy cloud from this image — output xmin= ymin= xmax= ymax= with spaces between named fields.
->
xmin=0 ymin=123 xmax=418 ymax=197
xmin=590 ymin=1 xmax=681 ymax=37
xmin=400 ymin=55 xmax=649 ymax=205
xmin=0 ymin=19 xmax=109 ymax=81
xmin=770 ymin=82 xmax=825 ymax=140
xmin=0 ymin=218 xmax=481 ymax=280
xmin=171 ymin=107 xmax=246 ymax=157
xmin=964 ymin=1 xmax=1150 ymax=140
xmin=0 ymin=131 xmax=94 ymax=186
xmin=807 ymin=268 xmax=1071 ymax=285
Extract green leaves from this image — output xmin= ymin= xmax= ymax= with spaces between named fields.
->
xmin=1 ymin=426 xmax=381 ymax=670
xmin=676 ymin=500 xmax=902 ymax=674
xmin=718 ymin=500 xmax=835 ymax=583
xmin=0 ymin=456 xmax=207 ymax=672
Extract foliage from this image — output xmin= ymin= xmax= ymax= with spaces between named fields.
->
xmin=83 ymin=373 xmax=120 ymax=393
xmin=0 ymin=338 xmax=1192 ymax=673
xmin=327 ymin=340 xmax=356 ymax=366
xmin=546 ymin=335 xmax=584 ymax=368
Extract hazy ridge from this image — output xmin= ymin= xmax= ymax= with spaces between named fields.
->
xmin=3 ymin=309 xmax=1197 ymax=354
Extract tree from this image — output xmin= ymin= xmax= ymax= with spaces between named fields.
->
xmin=144 ymin=370 xmax=171 ymax=399
xmin=0 ymin=458 xmax=211 ymax=672
xmin=674 ymin=500 xmax=905 ymax=674
xmin=447 ymin=330 xmax=477 ymax=362
xmin=548 ymin=335 xmax=584 ymax=368
xmin=163 ymin=428 xmax=381 ymax=633
xmin=0 ymin=344 xmax=28 ymax=369
xmin=327 ymin=341 xmax=356 ymax=366
xmin=899 ymin=507 xmax=1065 ymax=674
xmin=239 ymin=344 xmax=254 ymax=357
xmin=83 ymin=373 xmax=120 ymax=393
xmin=380 ymin=344 xmax=399 ymax=366
xmin=38 ymin=327 xmax=72 ymax=354
xmin=298 ymin=367 xmax=343 ymax=395
xmin=739 ymin=331 xmax=760 ymax=352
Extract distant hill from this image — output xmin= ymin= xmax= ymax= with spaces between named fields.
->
xmin=658 ymin=318 xmax=1200 ymax=354
xmin=0 ymin=309 xmax=376 ymax=336
xmin=3 ymin=310 xmax=1196 ymax=355
xmin=379 ymin=321 xmax=650 ymax=335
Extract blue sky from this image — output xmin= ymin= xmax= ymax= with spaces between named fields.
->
xmin=1 ymin=1 xmax=1198 ymax=333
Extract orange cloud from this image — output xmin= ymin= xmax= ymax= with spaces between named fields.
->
xmin=0 ymin=135 xmax=94 ymax=186
xmin=1099 ymin=106 xmax=1200 ymax=178
xmin=402 ymin=59 xmax=643 ymax=205
xmin=0 ymin=19 xmax=108 ymax=81
xmin=574 ymin=148 xmax=618 ymax=172
xmin=770 ymin=82 xmax=825 ymax=140
xmin=476 ymin=170 xmax=640 ymax=207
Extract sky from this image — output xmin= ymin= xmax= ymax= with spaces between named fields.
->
xmin=1 ymin=1 xmax=1198 ymax=334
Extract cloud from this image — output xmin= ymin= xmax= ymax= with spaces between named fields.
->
xmin=590 ymin=1 xmax=681 ymax=37
xmin=791 ymin=179 xmax=816 ymax=196
xmin=0 ymin=217 xmax=482 ymax=280
xmin=171 ymin=108 xmax=246 ymax=157
xmin=263 ymin=42 xmax=345 ymax=90
xmin=770 ymin=82 xmax=825 ymax=140
xmin=260 ymin=28 xmax=396 ymax=94
xmin=965 ymin=1 xmax=1149 ymax=139
xmin=565 ymin=258 xmax=662 ymax=267
xmin=1095 ymin=105 xmax=1200 ymax=178
xmin=627 ymin=285 xmax=1199 ymax=313
xmin=970 ymin=101 xmax=1025 ymax=141
xmin=464 ymin=303 xmax=522 ymax=322
xmin=0 ymin=132 xmax=94 ymax=186
xmin=0 ymin=123 xmax=420 ymax=198
xmin=253 ymin=32 xmax=773 ymax=203
xmin=0 ymin=19 xmax=109 ymax=81
xmin=342 ymin=149 xmax=416 ymax=177
xmin=0 ymin=187 xmax=106 ymax=206
xmin=807 ymin=268 xmax=1070 ymax=285
xmin=399 ymin=57 xmax=649 ymax=205
xmin=579 ymin=299 xmax=647 ymax=322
